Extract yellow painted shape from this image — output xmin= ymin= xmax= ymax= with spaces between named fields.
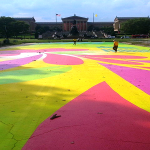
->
xmin=0 ymin=59 xmax=105 ymax=149
xmin=98 ymin=64 xmax=150 ymax=112
xmin=1 ymin=44 xmax=150 ymax=149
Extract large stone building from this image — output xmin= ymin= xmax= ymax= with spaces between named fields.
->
xmin=13 ymin=15 xmax=113 ymax=32
xmin=61 ymin=15 xmax=88 ymax=31
xmin=37 ymin=15 xmax=113 ymax=32
xmin=88 ymin=22 xmax=114 ymax=29
xmin=13 ymin=15 xmax=149 ymax=33
xmin=113 ymin=16 xmax=149 ymax=32
xmin=14 ymin=17 xmax=36 ymax=32
xmin=36 ymin=22 xmax=62 ymax=31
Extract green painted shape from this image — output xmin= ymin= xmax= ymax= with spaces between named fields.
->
xmin=2 ymin=42 xmax=149 ymax=51
xmin=0 ymin=42 xmax=149 ymax=150
xmin=0 ymin=121 xmax=16 ymax=150
xmin=0 ymin=66 xmax=72 ymax=84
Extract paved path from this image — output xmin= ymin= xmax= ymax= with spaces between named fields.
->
xmin=0 ymin=42 xmax=150 ymax=150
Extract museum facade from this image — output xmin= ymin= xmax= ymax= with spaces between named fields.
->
xmin=14 ymin=15 xmax=113 ymax=32
xmin=37 ymin=15 xmax=114 ymax=32
xmin=13 ymin=15 xmax=149 ymax=33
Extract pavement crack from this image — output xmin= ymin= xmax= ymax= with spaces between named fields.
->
xmin=120 ymin=139 xmax=150 ymax=145
xmin=0 ymin=120 xmax=19 ymax=150
xmin=0 ymin=120 xmax=9 ymax=126
xmin=90 ymin=136 xmax=150 ymax=145
xmin=30 ymin=124 xmax=85 ymax=139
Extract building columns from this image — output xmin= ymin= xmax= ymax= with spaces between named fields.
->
xmin=80 ymin=21 xmax=81 ymax=31
xmin=69 ymin=21 xmax=70 ymax=31
xmin=63 ymin=19 xmax=88 ymax=32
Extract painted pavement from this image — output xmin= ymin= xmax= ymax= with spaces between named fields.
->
xmin=0 ymin=42 xmax=150 ymax=150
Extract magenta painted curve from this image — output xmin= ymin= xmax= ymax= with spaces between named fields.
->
xmin=0 ymin=54 xmax=20 ymax=56
xmin=77 ymin=55 xmax=143 ymax=65
xmin=142 ymin=67 xmax=150 ymax=69
xmin=0 ymin=54 xmax=42 ymax=70
xmin=43 ymin=54 xmax=84 ymax=65
xmin=131 ymin=60 xmax=150 ymax=63
xmin=99 ymin=63 xmax=150 ymax=95
xmin=0 ymin=48 xmax=88 ymax=57
xmin=39 ymin=48 xmax=88 ymax=52
xmin=78 ymin=55 xmax=147 ymax=59
xmin=0 ymin=49 xmax=34 ymax=54
xmin=22 ymin=82 xmax=150 ymax=150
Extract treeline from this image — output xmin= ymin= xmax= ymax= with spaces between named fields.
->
xmin=0 ymin=16 xmax=150 ymax=40
xmin=0 ymin=16 xmax=29 ymax=39
xmin=35 ymin=25 xmax=62 ymax=38
xmin=121 ymin=18 xmax=150 ymax=34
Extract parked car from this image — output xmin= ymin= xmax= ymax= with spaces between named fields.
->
xmin=121 ymin=36 xmax=129 ymax=39
xmin=132 ymin=34 xmax=149 ymax=38
xmin=106 ymin=35 xmax=115 ymax=39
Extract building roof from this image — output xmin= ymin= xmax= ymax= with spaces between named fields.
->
xmin=13 ymin=17 xmax=35 ymax=21
xmin=115 ymin=16 xmax=149 ymax=20
xmin=88 ymin=22 xmax=114 ymax=24
xmin=36 ymin=22 xmax=62 ymax=25
xmin=62 ymin=14 xmax=88 ymax=21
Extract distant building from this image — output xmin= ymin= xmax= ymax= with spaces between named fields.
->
xmin=88 ymin=22 xmax=114 ymax=29
xmin=62 ymin=14 xmax=88 ymax=31
xmin=36 ymin=22 xmax=62 ymax=31
xmin=13 ymin=17 xmax=36 ymax=32
xmin=13 ymin=15 xmax=114 ymax=32
xmin=13 ymin=15 xmax=149 ymax=33
xmin=113 ymin=16 xmax=149 ymax=32
xmin=36 ymin=15 xmax=113 ymax=32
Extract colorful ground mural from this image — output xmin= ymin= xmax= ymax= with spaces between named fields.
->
xmin=0 ymin=42 xmax=150 ymax=150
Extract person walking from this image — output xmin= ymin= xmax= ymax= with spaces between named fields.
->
xmin=113 ymin=40 xmax=118 ymax=52
xmin=73 ymin=39 xmax=77 ymax=45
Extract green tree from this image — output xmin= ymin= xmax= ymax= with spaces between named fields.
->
xmin=87 ymin=25 xmax=94 ymax=31
xmin=0 ymin=16 xmax=15 ymax=39
xmin=0 ymin=16 xmax=29 ymax=39
xmin=94 ymin=26 xmax=100 ymax=31
xmin=52 ymin=26 xmax=62 ymax=32
xmin=35 ymin=25 xmax=52 ymax=38
xmin=121 ymin=18 xmax=150 ymax=34
xmin=100 ymin=27 xmax=116 ymax=36
xmin=12 ymin=21 xmax=29 ymax=38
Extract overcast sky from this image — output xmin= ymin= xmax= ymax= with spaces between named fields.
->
xmin=0 ymin=0 xmax=150 ymax=22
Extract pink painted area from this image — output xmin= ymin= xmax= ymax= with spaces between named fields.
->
xmin=0 ymin=49 xmax=34 ymax=55
xmin=0 ymin=48 xmax=88 ymax=56
xmin=99 ymin=63 xmax=150 ymax=95
xmin=139 ymin=60 xmax=150 ymax=63
xmin=0 ymin=54 xmax=42 ymax=70
xmin=39 ymin=48 xmax=88 ymax=52
xmin=78 ymin=55 xmax=143 ymax=65
xmin=96 ymin=58 xmax=143 ymax=65
xmin=131 ymin=60 xmax=150 ymax=63
xmin=141 ymin=67 xmax=150 ymax=69
xmin=78 ymin=55 xmax=147 ymax=59
xmin=22 ymin=82 xmax=150 ymax=150
xmin=0 ymin=54 xmax=20 ymax=56
xmin=43 ymin=54 xmax=84 ymax=65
